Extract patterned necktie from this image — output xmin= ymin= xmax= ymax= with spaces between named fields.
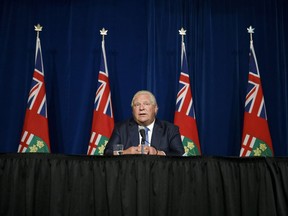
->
xmin=145 ymin=127 xmax=149 ymax=146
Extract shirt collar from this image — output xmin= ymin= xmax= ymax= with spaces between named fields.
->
xmin=145 ymin=120 xmax=155 ymax=132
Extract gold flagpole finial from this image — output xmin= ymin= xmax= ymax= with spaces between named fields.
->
xmin=100 ymin=28 xmax=108 ymax=41
xmin=34 ymin=24 xmax=43 ymax=38
xmin=179 ymin=27 xmax=186 ymax=43
xmin=247 ymin=26 xmax=254 ymax=43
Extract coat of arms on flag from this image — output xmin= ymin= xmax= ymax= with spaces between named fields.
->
xmin=240 ymin=26 xmax=273 ymax=157
xmin=87 ymin=28 xmax=114 ymax=155
xmin=18 ymin=24 xmax=50 ymax=153
xmin=174 ymin=28 xmax=201 ymax=156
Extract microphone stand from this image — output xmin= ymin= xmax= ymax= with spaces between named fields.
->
xmin=139 ymin=127 xmax=146 ymax=154
xmin=141 ymin=137 xmax=145 ymax=154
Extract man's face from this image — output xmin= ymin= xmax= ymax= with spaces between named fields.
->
xmin=132 ymin=93 xmax=158 ymax=126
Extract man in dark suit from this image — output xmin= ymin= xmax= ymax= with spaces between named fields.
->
xmin=104 ymin=90 xmax=184 ymax=156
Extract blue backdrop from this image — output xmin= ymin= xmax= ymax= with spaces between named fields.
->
xmin=0 ymin=0 xmax=287 ymax=156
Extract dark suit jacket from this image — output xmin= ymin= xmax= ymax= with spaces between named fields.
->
xmin=104 ymin=118 xmax=184 ymax=156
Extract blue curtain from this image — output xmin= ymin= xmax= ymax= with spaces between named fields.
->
xmin=0 ymin=0 xmax=287 ymax=155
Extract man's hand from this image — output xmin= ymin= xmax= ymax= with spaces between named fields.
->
xmin=123 ymin=146 xmax=141 ymax=154
xmin=123 ymin=145 xmax=165 ymax=155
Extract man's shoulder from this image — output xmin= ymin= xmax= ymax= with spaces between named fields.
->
xmin=155 ymin=119 xmax=179 ymax=129
xmin=115 ymin=118 xmax=137 ymax=128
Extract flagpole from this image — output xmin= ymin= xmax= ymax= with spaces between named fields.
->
xmin=247 ymin=25 xmax=259 ymax=73
xmin=100 ymin=28 xmax=109 ymax=76
xmin=34 ymin=24 xmax=43 ymax=65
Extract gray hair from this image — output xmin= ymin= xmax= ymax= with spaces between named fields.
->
xmin=131 ymin=90 xmax=158 ymax=107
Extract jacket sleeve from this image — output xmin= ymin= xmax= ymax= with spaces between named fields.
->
xmin=165 ymin=125 xmax=185 ymax=156
xmin=104 ymin=126 xmax=121 ymax=156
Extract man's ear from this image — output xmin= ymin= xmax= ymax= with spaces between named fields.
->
xmin=155 ymin=106 xmax=159 ymax=115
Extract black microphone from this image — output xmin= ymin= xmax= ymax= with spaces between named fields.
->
xmin=139 ymin=126 xmax=146 ymax=143
xmin=138 ymin=126 xmax=146 ymax=154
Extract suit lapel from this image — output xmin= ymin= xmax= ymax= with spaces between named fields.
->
xmin=151 ymin=119 xmax=162 ymax=149
xmin=128 ymin=119 xmax=140 ymax=147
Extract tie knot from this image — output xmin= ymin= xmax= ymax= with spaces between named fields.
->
xmin=145 ymin=127 xmax=149 ymax=133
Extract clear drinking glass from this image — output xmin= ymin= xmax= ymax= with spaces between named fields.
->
xmin=113 ymin=144 xmax=124 ymax=155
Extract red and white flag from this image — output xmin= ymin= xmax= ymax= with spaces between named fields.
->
xmin=174 ymin=40 xmax=201 ymax=156
xmin=240 ymin=38 xmax=273 ymax=156
xmin=18 ymin=36 xmax=50 ymax=153
xmin=87 ymin=37 xmax=114 ymax=155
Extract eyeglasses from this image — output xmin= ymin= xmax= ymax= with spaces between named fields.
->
xmin=133 ymin=102 xmax=152 ymax=108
